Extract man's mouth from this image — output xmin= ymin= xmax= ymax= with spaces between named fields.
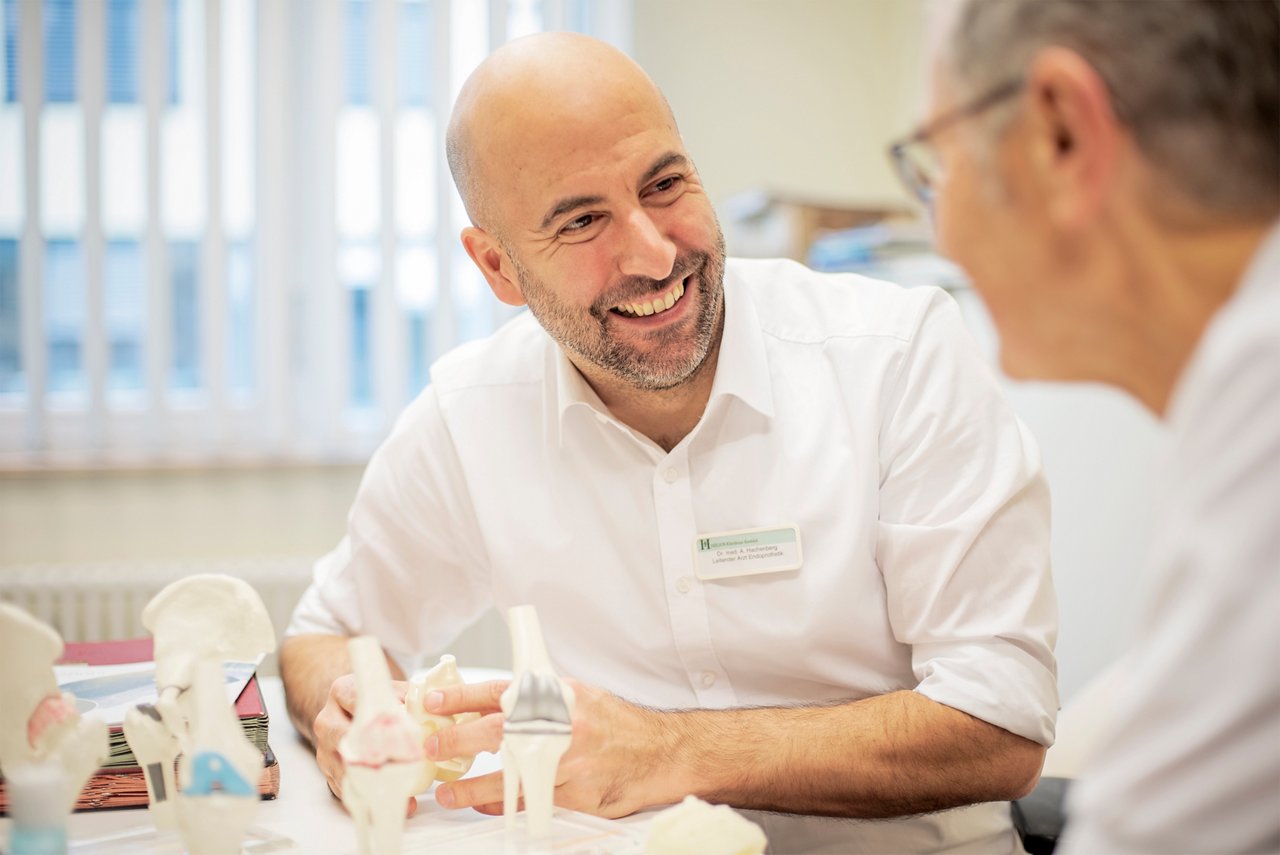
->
xmin=609 ymin=276 xmax=688 ymax=318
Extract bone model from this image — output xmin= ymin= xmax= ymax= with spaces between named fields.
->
xmin=404 ymin=653 xmax=482 ymax=782
xmin=338 ymin=636 xmax=430 ymax=855
xmin=129 ymin=574 xmax=277 ymax=855
xmin=643 ymin=794 xmax=768 ymax=855
xmin=0 ymin=603 xmax=109 ymax=819
xmin=499 ymin=604 xmax=576 ymax=841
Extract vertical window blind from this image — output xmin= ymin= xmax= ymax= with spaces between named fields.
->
xmin=0 ymin=0 xmax=632 ymax=465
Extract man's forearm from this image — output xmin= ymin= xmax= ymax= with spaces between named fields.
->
xmin=664 ymin=690 xmax=1045 ymax=818
xmin=279 ymin=634 xmax=355 ymax=744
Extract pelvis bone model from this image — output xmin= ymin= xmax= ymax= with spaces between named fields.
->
xmin=125 ymin=574 xmax=277 ymax=855
xmin=0 ymin=603 xmax=109 ymax=818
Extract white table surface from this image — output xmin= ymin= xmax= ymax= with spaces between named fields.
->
xmin=2 ymin=672 xmax=657 ymax=854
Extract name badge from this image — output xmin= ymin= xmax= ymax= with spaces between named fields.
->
xmin=693 ymin=524 xmax=802 ymax=580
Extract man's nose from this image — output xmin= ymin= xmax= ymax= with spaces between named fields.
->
xmin=617 ymin=208 xmax=677 ymax=282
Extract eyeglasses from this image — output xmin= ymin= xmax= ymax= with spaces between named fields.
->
xmin=888 ymin=77 xmax=1024 ymax=208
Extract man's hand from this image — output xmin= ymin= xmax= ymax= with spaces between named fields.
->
xmin=424 ymin=678 xmax=679 ymax=818
xmin=311 ymin=673 xmax=421 ymax=818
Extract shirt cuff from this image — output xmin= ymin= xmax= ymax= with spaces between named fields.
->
xmin=912 ymin=639 xmax=1059 ymax=746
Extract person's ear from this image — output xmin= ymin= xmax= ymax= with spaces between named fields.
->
xmin=461 ymin=227 xmax=526 ymax=307
xmin=1023 ymin=47 xmax=1120 ymax=229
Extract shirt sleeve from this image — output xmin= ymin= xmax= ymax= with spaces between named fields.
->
xmin=875 ymin=289 xmax=1059 ymax=746
xmin=285 ymin=387 xmax=493 ymax=670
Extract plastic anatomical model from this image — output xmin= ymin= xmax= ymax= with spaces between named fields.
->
xmin=404 ymin=653 xmax=482 ymax=782
xmin=172 ymin=656 xmax=267 ymax=855
xmin=339 ymin=635 xmax=430 ymax=855
xmin=129 ymin=574 xmax=277 ymax=855
xmin=122 ymin=703 xmax=180 ymax=830
xmin=499 ymin=604 xmax=575 ymax=841
xmin=0 ymin=603 xmax=109 ymax=817
xmin=642 ymin=795 xmax=767 ymax=855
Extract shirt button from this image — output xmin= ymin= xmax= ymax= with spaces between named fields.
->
xmin=676 ymin=576 xmax=692 ymax=594
xmin=663 ymin=467 xmax=679 ymax=483
xmin=700 ymin=671 xmax=717 ymax=688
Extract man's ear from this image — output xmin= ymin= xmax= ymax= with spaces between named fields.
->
xmin=1023 ymin=47 xmax=1121 ymax=229
xmin=461 ymin=226 xmax=526 ymax=307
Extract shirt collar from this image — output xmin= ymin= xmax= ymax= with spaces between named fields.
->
xmin=1165 ymin=218 xmax=1280 ymax=428
xmin=546 ymin=267 xmax=776 ymax=448
xmin=1234 ymin=218 xmax=1280 ymax=303
xmin=706 ymin=267 xmax=776 ymax=420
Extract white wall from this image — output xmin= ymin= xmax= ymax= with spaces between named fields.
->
xmin=633 ymin=0 xmax=928 ymax=207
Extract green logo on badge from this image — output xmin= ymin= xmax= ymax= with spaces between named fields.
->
xmin=698 ymin=538 xmax=711 ymax=551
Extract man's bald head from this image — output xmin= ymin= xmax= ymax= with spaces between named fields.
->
xmin=446 ymin=32 xmax=679 ymax=237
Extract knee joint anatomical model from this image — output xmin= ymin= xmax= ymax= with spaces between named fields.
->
xmin=500 ymin=604 xmax=576 ymax=841
xmin=0 ymin=603 xmax=109 ymax=820
xmin=341 ymin=641 xmax=481 ymax=855
xmin=339 ymin=636 xmax=429 ymax=855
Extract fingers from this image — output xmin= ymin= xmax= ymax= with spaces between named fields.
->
xmin=426 ymin=711 xmax=505 ymax=762
xmin=320 ymin=675 xmax=512 ymax=817
xmin=472 ymin=795 xmax=522 ymax=816
xmin=318 ymin=742 xmax=345 ymax=803
xmin=314 ymin=675 xmax=359 ymax=802
xmin=327 ymin=673 xmax=358 ymax=715
xmin=421 ymin=679 xmax=509 ymax=717
xmin=435 ymin=770 xmax=504 ymax=810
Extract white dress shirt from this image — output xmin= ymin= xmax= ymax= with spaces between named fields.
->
xmin=1060 ymin=225 xmax=1280 ymax=854
xmin=289 ymin=257 xmax=1058 ymax=853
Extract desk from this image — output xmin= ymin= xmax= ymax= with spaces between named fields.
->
xmin=2 ymin=675 xmax=654 ymax=854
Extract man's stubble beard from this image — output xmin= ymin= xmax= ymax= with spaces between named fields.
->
xmin=509 ymin=233 xmax=727 ymax=392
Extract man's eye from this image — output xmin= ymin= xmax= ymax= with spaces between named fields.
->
xmin=560 ymin=214 xmax=597 ymax=235
xmin=650 ymin=175 xmax=682 ymax=195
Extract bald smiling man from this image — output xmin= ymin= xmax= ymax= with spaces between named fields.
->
xmin=280 ymin=33 xmax=1059 ymax=853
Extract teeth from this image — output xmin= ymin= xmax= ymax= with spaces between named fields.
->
xmin=615 ymin=278 xmax=688 ymax=318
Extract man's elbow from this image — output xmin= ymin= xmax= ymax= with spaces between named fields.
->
xmin=995 ymin=737 xmax=1047 ymax=801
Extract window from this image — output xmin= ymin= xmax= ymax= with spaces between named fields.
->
xmin=0 ymin=240 xmax=18 ymax=394
xmin=45 ymin=240 xmax=84 ymax=395
xmin=104 ymin=240 xmax=145 ymax=393
xmin=0 ymin=0 xmax=633 ymax=463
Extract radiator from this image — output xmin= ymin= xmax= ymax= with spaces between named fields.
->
xmin=0 ymin=557 xmax=314 ymax=646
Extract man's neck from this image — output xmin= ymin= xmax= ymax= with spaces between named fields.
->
xmin=573 ymin=325 xmax=725 ymax=454
xmin=1088 ymin=212 xmax=1272 ymax=417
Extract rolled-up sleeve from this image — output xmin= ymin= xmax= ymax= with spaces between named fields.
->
xmin=285 ymin=387 xmax=492 ymax=670
xmin=876 ymin=291 xmax=1058 ymax=746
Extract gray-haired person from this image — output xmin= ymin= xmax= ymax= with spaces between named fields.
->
xmin=891 ymin=0 xmax=1279 ymax=851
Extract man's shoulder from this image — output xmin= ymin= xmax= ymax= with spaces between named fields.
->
xmin=726 ymin=257 xmax=946 ymax=346
xmin=428 ymin=310 xmax=549 ymax=396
